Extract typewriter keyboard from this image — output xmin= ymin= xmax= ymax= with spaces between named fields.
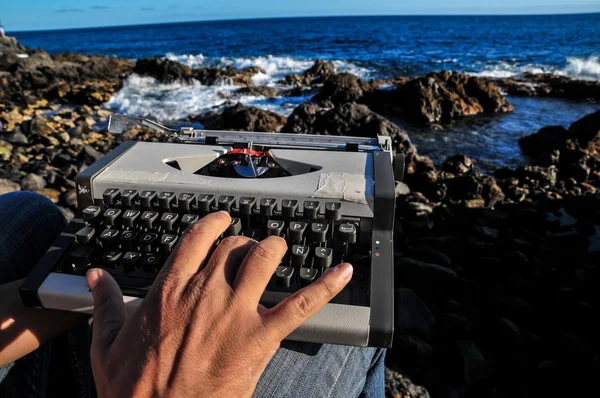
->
xmin=58 ymin=189 xmax=371 ymax=307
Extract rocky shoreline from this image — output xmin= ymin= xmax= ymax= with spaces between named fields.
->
xmin=1 ymin=36 xmax=600 ymax=397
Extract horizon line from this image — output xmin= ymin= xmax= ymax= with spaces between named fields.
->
xmin=10 ymin=11 xmax=600 ymax=34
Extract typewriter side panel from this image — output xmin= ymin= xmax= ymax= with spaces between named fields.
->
xmin=367 ymin=151 xmax=395 ymax=348
xmin=74 ymin=141 xmax=137 ymax=209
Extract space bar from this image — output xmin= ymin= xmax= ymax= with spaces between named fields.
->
xmin=114 ymin=276 xmax=153 ymax=297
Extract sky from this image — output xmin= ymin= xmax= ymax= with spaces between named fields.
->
xmin=2 ymin=0 xmax=600 ymax=32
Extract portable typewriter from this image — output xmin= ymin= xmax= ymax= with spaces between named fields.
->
xmin=20 ymin=113 xmax=401 ymax=348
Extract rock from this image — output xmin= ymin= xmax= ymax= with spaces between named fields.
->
xmin=398 ymin=257 xmax=458 ymax=295
xmin=390 ymin=334 xmax=434 ymax=371
xmin=133 ymin=57 xmax=193 ymax=84
xmin=60 ymin=189 xmax=78 ymax=207
xmin=519 ymin=126 xmax=569 ymax=158
xmin=456 ymin=340 xmax=489 ymax=387
xmin=569 ymin=109 xmax=600 ymax=150
xmin=385 ymin=368 xmax=430 ymax=398
xmin=235 ymin=85 xmax=279 ymax=98
xmin=367 ymin=71 xmax=513 ymax=124
xmin=493 ymin=73 xmax=600 ymax=100
xmin=0 ymin=178 xmax=21 ymax=194
xmin=83 ymin=145 xmax=104 ymax=163
xmin=0 ymin=140 xmax=12 ymax=161
xmin=22 ymin=115 xmax=54 ymax=137
xmin=442 ymin=154 xmax=474 ymax=175
xmin=6 ymin=131 xmax=28 ymax=145
xmin=394 ymin=288 xmax=436 ymax=340
xmin=280 ymin=59 xmax=336 ymax=87
xmin=20 ymin=173 xmax=46 ymax=191
xmin=198 ymin=104 xmax=286 ymax=132
xmin=280 ymin=102 xmax=321 ymax=134
xmin=313 ymin=73 xmax=366 ymax=106
xmin=396 ymin=181 xmax=411 ymax=196
xmin=34 ymin=188 xmax=60 ymax=203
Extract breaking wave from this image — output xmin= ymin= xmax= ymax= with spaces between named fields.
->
xmin=471 ymin=56 xmax=600 ymax=81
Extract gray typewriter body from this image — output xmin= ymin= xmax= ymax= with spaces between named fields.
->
xmin=21 ymin=115 xmax=397 ymax=348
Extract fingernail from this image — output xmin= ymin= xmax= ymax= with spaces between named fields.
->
xmin=336 ymin=263 xmax=353 ymax=278
xmin=86 ymin=269 xmax=101 ymax=289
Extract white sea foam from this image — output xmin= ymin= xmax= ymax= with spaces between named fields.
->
xmin=107 ymin=54 xmax=371 ymax=121
xmin=471 ymin=56 xmax=600 ymax=81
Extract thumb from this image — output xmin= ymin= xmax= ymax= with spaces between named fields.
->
xmin=87 ymin=268 xmax=126 ymax=357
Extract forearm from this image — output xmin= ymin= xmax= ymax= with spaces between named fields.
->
xmin=0 ymin=279 xmax=88 ymax=367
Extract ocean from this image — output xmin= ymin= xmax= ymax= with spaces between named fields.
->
xmin=13 ymin=15 xmax=600 ymax=170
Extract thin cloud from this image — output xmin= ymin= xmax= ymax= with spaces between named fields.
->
xmin=90 ymin=5 xmax=109 ymax=9
xmin=168 ymin=4 xmax=178 ymax=9
xmin=140 ymin=7 xmax=155 ymax=11
xmin=56 ymin=8 xmax=84 ymax=13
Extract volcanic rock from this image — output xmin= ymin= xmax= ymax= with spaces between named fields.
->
xmin=197 ymin=103 xmax=286 ymax=132
xmin=133 ymin=57 xmax=193 ymax=84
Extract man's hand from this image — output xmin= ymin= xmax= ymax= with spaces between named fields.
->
xmin=87 ymin=211 xmax=353 ymax=397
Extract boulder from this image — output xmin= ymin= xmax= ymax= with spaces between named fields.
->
xmin=281 ymin=59 xmax=336 ymax=86
xmin=235 ymin=85 xmax=279 ymax=98
xmin=133 ymin=57 xmax=193 ymax=84
xmin=198 ymin=104 xmax=286 ymax=132
xmin=493 ymin=73 xmax=600 ymax=100
xmin=394 ymin=288 xmax=436 ymax=340
xmin=442 ymin=154 xmax=474 ymax=175
xmin=519 ymin=126 xmax=569 ymax=158
xmin=313 ymin=73 xmax=366 ymax=106
xmin=366 ymin=71 xmax=513 ymax=124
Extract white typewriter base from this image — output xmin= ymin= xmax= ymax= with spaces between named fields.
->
xmin=38 ymin=273 xmax=371 ymax=347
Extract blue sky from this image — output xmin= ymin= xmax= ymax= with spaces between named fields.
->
xmin=2 ymin=0 xmax=600 ymax=31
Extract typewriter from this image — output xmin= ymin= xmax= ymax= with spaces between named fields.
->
xmin=20 ymin=113 xmax=400 ymax=348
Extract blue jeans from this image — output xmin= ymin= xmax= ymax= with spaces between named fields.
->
xmin=0 ymin=192 xmax=385 ymax=397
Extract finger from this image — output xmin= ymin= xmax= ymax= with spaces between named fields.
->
xmin=165 ymin=211 xmax=231 ymax=275
xmin=232 ymin=236 xmax=287 ymax=305
xmin=262 ymin=263 xmax=353 ymax=341
xmin=202 ymin=236 xmax=257 ymax=286
xmin=87 ymin=268 xmax=126 ymax=359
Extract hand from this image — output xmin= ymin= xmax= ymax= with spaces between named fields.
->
xmin=87 ymin=211 xmax=353 ymax=397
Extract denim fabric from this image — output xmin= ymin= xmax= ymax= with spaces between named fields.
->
xmin=0 ymin=191 xmax=385 ymax=398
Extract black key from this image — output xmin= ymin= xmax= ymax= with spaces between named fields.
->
xmin=288 ymin=221 xmax=307 ymax=242
xmin=122 ymin=251 xmax=142 ymax=272
xmin=338 ymin=223 xmax=357 ymax=243
xmin=225 ymin=218 xmax=242 ymax=237
xmin=69 ymin=245 xmax=94 ymax=267
xmin=314 ymin=247 xmax=333 ymax=268
xmin=102 ymin=250 xmax=122 ymax=265
xmin=275 ymin=265 xmax=294 ymax=288
xmin=291 ymin=244 xmax=310 ymax=266
xmin=282 ymin=199 xmax=298 ymax=218
xmin=158 ymin=191 xmax=176 ymax=209
xmin=99 ymin=228 xmax=120 ymax=247
xmin=122 ymin=209 xmax=141 ymax=228
xmin=139 ymin=190 xmax=157 ymax=207
xmin=75 ymin=226 xmax=95 ymax=244
xmin=311 ymin=222 xmax=329 ymax=243
xmin=300 ymin=267 xmax=319 ymax=286
xmin=121 ymin=189 xmax=138 ymax=207
xmin=68 ymin=245 xmax=94 ymax=275
xmin=159 ymin=234 xmax=178 ymax=253
xmin=239 ymin=197 xmax=256 ymax=215
xmin=120 ymin=230 xmax=139 ymax=249
xmin=102 ymin=188 xmax=120 ymax=206
xmin=218 ymin=195 xmax=236 ymax=212
xmin=139 ymin=232 xmax=158 ymax=252
xmin=303 ymin=201 xmax=320 ymax=219
xmin=141 ymin=253 xmax=162 ymax=271
xmin=325 ymin=202 xmax=342 ymax=220
xmin=103 ymin=208 xmax=122 ymax=226
xmin=178 ymin=193 xmax=196 ymax=211
xmin=244 ymin=228 xmax=264 ymax=240
xmin=260 ymin=198 xmax=277 ymax=216
xmin=266 ymin=220 xmax=285 ymax=237
xmin=160 ymin=212 xmax=179 ymax=231
xmin=181 ymin=214 xmax=199 ymax=230
xmin=140 ymin=211 xmax=159 ymax=229
xmin=82 ymin=205 xmax=101 ymax=222
xmin=197 ymin=194 xmax=215 ymax=212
